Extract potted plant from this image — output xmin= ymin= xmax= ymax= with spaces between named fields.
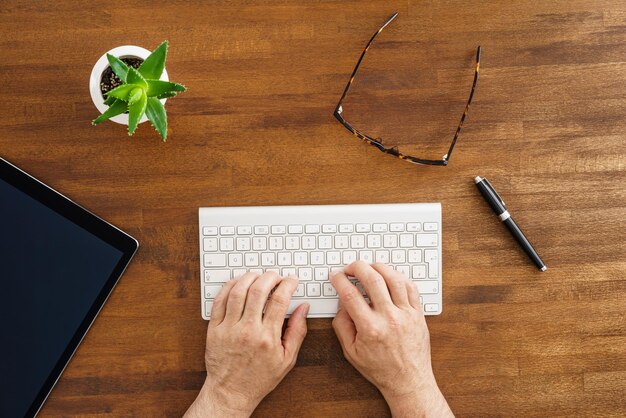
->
xmin=89 ymin=40 xmax=186 ymax=141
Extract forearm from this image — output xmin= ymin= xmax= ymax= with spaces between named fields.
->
xmin=184 ymin=380 xmax=256 ymax=418
xmin=383 ymin=379 xmax=453 ymax=418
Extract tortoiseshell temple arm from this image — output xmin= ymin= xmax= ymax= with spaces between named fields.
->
xmin=333 ymin=12 xmax=481 ymax=166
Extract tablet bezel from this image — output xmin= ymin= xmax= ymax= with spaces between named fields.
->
xmin=0 ymin=157 xmax=138 ymax=418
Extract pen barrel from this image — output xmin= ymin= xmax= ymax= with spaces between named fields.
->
xmin=503 ymin=218 xmax=546 ymax=270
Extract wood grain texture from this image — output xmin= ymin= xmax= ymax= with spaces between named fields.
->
xmin=1 ymin=0 xmax=625 ymax=416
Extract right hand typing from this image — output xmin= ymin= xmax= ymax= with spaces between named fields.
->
xmin=330 ymin=262 xmax=453 ymax=418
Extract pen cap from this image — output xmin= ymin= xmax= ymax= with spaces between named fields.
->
xmin=476 ymin=178 xmax=507 ymax=214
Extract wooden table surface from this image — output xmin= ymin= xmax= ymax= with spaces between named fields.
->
xmin=1 ymin=0 xmax=625 ymax=416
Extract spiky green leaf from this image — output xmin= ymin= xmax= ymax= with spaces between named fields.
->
xmin=126 ymin=67 xmax=147 ymax=89
xmin=103 ymin=95 xmax=117 ymax=106
xmin=106 ymin=83 xmax=139 ymax=101
xmin=138 ymin=40 xmax=168 ymax=80
xmin=106 ymin=54 xmax=130 ymax=82
xmin=145 ymin=97 xmax=168 ymax=141
xmin=157 ymin=91 xmax=178 ymax=99
xmin=128 ymin=87 xmax=144 ymax=105
xmin=127 ymin=91 xmax=148 ymax=135
xmin=92 ymin=99 xmax=128 ymax=125
xmin=146 ymin=80 xmax=186 ymax=97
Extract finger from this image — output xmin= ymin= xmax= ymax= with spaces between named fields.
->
xmin=242 ymin=271 xmax=282 ymax=321
xmin=329 ymin=270 xmax=371 ymax=326
xmin=264 ymin=275 xmax=299 ymax=333
xmin=344 ymin=261 xmax=393 ymax=309
xmin=282 ymin=303 xmax=309 ymax=361
xmin=370 ymin=263 xmax=410 ymax=307
xmin=208 ymin=279 xmax=239 ymax=328
xmin=406 ymin=280 xmax=422 ymax=311
xmin=224 ymin=272 xmax=259 ymax=323
xmin=332 ymin=305 xmax=357 ymax=354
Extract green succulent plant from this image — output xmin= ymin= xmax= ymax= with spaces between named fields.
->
xmin=92 ymin=40 xmax=186 ymax=141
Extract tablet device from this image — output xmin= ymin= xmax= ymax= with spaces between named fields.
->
xmin=0 ymin=157 xmax=138 ymax=417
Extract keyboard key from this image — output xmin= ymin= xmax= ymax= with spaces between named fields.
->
xmin=414 ymin=280 xmax=439 ymax=294
xmin=391 ymin=249 xmax=406 ymax=263
xmin=323 ymin=282 xmax=337 ymax=297
xmin=424 ymin=223 xmax=438 ymax=231
xmin=396 ymin=265 xmax=410 ymax=277
xmin=219 ymin=237 xmax=234 ymax=251
xmin=383 ymin=234 xmax=398 ymax=248
xmin=412 ymin=265 xmax=426 ymax=279
xmin=351 ymin=235 xmax=365 ymax=249
xmin=390 ymin=223 xmax=405 ymax=232
xmin=343 ymin=250 xmax=357 ymax=264
xmin=307 ymin=282 xmax=321 ymax=297
xmin=318 ymin=235 xmax=333 ymax=249
xmin=294 ymin=251 xmax=308 ymax=266
xmin=407 ymin=222 xmax=421 ymax=232
xmin=322 ymin=224 xmax=337 ymax=233
xmin=400 ymin=233 xmax=414 ymax=248
xmin=289 ymin=225 xmax=303 ymax=234
xmin=424 ymin=303 xmax=439 ymax=312
xmin=416 ymin=234 xmax=438 ymax=247
xmin=330 ymin=266 xmax=344 ymax=273
xmin=236 ymin=237 xmax=251 ymax=251
xmin=204 ymin=254 xmax=227 ymax=268
xmin=359 ymin=250 xmax=374 ymax=263
xmin=252 ymin=237 xmax=267 ymax=251
xmin=202 ymin=226 xmax=218 ymax=236
xmin=294 ymin=283 xmax=305 ymax=297
xmin=334 ymin=235 xmax=349 ymax=249
xmin=375 ymin=250 xmax=390 ymax=263
xmin=327 ymin=251 xmax=341 ymax=265
xmin=425 ymin=249 xmax=438 ymax=278
xmin=204 ymin=268 xmax=230 ymax=282
xmin=203 ymin=237 xmax=218 ymax=252
xmin=220 ymin=226 xmax=235 ymax=235
xmin=305 ymin=224 xmax=320 ymax=233
xmin=310 ymin=251 xmax=324 ymax=265
xmin=237 ymin=225 xmax=252 ymax=235
xmin=228 ymin=253 xmax=243 ymax=267
xmin=269 ymin=236 xmax=283 ymax=250
xmin=302 ymin=236 xmax=316 ymax=250
xmin=367 ymin=234 xmax=382 ymax=248
xmin=315 ymin=267 xmax=329 ymax=281
xmin=286 ymin=236 xmax=300 ymax=250
xmin=204 ymin=285 xmax=223 ymax=299
xmin=254 ymin=225 xmax=269 ymax=235
xmin=271 ymin=225 xmax=286 ymax=234
xmin=233 ymin=268 xmax=247 ymax=277
xmin=356 ymin=223 xmax=371 ymax=233
xmin=266 ymin=268 xmax=280 ymax=274
xmin=408 ymin=249 xmax=422 ymax=263
xmin=243 ymin=253 xmax=259 ymax=267
xmin=298 ymin=267 xmax=313 ymax=281
xmin=250 ymin=268 xmax=263 ymax=274
xmin=339 ymin=224 xmax=354 ymax=233
xmin=282 ymin=267 xmax=296 ymax=276
xmin=205 ymin=300 xmax=214 ymax=316
xmin=277 ymin=252 xmax=292 ymax=266
xmin=261 ymin=253 xmax=275 ymax=266
xmin=373 ymin=223 xmax=388 ymax=232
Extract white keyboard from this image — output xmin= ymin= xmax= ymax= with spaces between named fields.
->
xmin=198 ymin=203 xmax=442 ymax=319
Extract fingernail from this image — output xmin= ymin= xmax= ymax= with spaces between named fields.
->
xmin=303 ymin=304 xmax=310 ymax=316
xmin=329 ymin=271 xmax=338 ymax=278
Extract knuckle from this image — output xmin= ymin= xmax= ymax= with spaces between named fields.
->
xmin=248 ymin=285 xmax=265 ymax=300
xmin=270 ymin=292 xmax=290 ymax=308
xmin=342 ymin=287 xmax=362 ymax=303
xmin=229 ymin=287 xmax=246 ymax=302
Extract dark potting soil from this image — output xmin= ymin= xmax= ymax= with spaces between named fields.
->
xmin=100 ymin=57 xmax=144 ymax=97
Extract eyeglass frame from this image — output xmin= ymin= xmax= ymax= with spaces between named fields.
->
xmin=333 ymin=12 xmax=481 ymax=166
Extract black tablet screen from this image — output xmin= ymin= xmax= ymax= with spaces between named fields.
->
xmin=0 ymin=178 xmax=124 ymax=417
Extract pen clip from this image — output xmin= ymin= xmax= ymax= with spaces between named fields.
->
xmin=482 ymin=178 xmax=506 ymax=207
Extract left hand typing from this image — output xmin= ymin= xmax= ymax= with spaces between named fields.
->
xmin=184 ymin=272 xmax=309 ymax=418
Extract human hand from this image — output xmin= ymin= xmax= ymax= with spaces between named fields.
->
xmin=185 ymin=272 xmax=309 ymax=418
xmin=330 ymin=262 xmax=453 ymax=418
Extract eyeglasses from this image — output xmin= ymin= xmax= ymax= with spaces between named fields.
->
xmin=333 ymin=12 xmax=481 ymax=166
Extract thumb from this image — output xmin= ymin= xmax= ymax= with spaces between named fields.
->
xmin=332 ymin=305 xmax=357 ymax=350
xmin=282 ymin=303 xmax=309 ymax=360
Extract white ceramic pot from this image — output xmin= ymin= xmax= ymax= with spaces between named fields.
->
xmin=89 ymin=45 xmax=169 ymax=125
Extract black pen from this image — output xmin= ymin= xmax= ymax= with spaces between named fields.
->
xmin=474 ymin=176 xmax=547 ymax=271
